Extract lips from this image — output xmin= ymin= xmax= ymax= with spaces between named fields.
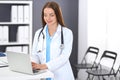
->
xmin=47 ymin=21 xmax=52 ymax=23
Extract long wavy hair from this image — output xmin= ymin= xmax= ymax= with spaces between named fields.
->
xmin=41 ymin=1 xmax=66 ymax=27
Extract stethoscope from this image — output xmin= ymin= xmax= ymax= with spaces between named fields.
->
xmin=37 ymin=26 xmax=64 ymax=53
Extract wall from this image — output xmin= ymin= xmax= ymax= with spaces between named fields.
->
xmin=78 ymin=0 xmax=88 ymax=79
xmin=78 ymin=0 xmax=120 ymax=80
xmin=78 ymin=0 xmax=88 ymax=63
xmin=87 ymin=0 xmax=120 ymax=70
xmin=33 ymin=0 xmax=78 ymax=78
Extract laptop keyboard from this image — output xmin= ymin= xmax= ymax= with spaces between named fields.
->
xmin=33 ymin=69 xmax=39 ymax=73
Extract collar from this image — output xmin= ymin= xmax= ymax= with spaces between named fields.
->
xmin=42 ymin=24 xmax=62 ymax=35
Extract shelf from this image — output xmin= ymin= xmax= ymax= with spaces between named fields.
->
xmin=0 ymin=42 xmax=29 ymax=46
xmin=0 ymin=22 xmax=29 ymax=25
xmin=0 ymin=1 xmax=32 ymax=5
xmin=0 ymin=0 xmax=32 ymax=54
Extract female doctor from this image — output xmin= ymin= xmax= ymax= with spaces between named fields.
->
xmin=31 ymin=1 xmax=75 ymax=80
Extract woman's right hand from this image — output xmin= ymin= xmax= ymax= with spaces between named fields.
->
xmin=31 ymin=62 xmax=48 ymax=70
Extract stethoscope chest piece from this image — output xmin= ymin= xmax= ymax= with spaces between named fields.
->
xmin=60 ymin=44 xmax=64 ymax=49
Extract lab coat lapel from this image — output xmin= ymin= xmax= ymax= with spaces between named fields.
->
xmin=52 ymin=24 xmax=61 ymax=41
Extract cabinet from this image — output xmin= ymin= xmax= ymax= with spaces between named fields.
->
xmin=0 ymin=0 xmax=33 ymax=54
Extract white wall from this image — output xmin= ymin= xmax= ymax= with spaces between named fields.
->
xmin=78 ymin=0 xmax=88 ymax=63
xmin=78 ymin=1 xmax=88 ymax=79
xmin=79 ymin=0 xmax=120 ymax=70
xmin=88 ymin=0 xmax=120 ymax=69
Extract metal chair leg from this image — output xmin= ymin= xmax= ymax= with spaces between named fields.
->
xmin=98 ymin=76 xmax=101 ymax=80
xmin=87 ymin=74 xmax=90 ymax=80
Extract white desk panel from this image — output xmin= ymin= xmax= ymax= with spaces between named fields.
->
xmin=0 ymin=67 xmax=54 ymax=80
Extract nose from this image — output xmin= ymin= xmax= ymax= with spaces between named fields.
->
xmin=46 ymin=16 xmax=51 ymax=20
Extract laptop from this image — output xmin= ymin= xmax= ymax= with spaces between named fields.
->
xmin=6 ymin=51 xmax=46 ymax=75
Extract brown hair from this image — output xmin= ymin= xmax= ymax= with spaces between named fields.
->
xmin=41 ymin=1 xmax=66 ymax=27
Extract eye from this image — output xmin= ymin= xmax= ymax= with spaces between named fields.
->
xmin=44 ymin=14 xmax=47 ymax=17
xmin=50 ymin=13 xmax=55 ymax=17
xmin=50 ymin=15 xmax=54 ymax=17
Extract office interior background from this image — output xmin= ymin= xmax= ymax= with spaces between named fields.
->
xmin=1 ymin=0 xmax=120 ymax=80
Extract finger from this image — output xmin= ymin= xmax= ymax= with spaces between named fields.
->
xmin=32 ymin=64 xmax=36 ymax=69
xmin=31 ymin=62 xmax=36 ymax=64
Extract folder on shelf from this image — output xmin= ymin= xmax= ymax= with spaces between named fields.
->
xmin=0 ymin=26 xmax=2 ymax=43
xmin=18 ymin=26 xmax=29 ymax=43
xmin=11 ymin=5 xmax=18 ymax=22
xmin=22 ymin=46 xmax=29 ymax=54
xmin=17 ymin=26 xmax=24 ymax=42
xmin=3 ymin=26 xmax=9 ymax=43
xmin=24 ymin=5 xmax=30 ymax=23
xmin=24 ymin=26 xmax=29 ymax=42
xmin=6 ymin=46 xmax=22 ymax=53
xmin=18 ymin=5 xmax=24 ymax=23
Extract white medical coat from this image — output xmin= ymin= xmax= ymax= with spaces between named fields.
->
xmin=32 ymin=24 xmax=75 ymax=80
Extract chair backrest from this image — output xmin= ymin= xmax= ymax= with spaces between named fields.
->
xmin=81 ymin=46 xmax=99 ymax=64
xmin=98 ymin=50 xmax=117 ymax=72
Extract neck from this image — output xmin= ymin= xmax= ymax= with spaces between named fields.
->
xmin=48 ymin=23 xmax=58 ymax=36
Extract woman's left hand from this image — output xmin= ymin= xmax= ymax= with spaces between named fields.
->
xmin=32 ymin=62 xmax=41 ymax=70
xmin=31 ymin=62 xmax=48 ymax=70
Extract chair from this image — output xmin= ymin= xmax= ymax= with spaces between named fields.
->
xmin=73 ymin=46 xmax=99 ymax=80
xmin=86 ymin=50 xmax=118 ymax=80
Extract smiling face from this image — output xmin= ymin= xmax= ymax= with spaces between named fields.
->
xmin=43 ymin=8 xmax=58 ymax=27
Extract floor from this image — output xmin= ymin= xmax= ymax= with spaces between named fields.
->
xmin=76 ymin=69 xmax=120 ymax=80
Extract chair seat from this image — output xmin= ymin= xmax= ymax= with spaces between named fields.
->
xmin=86 ymin=69 xmax=116 ymax=76
xmin=75 ymin=64 xmax=98 ymax=69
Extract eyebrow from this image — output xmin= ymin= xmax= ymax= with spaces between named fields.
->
xmin=44 ymin=12 xmax=55 ymax=15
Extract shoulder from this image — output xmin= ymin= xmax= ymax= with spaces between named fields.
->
xmin=63 ymin=27 xmax=73 ymax=35
xmin=35 ymin=28 xmax=43 ymax=34
xmin=62 ymin=27 xmax=73 ymax=43
xmin=34 ymin=28 xmax=43 ymax=37
xmin=35 ymin=28 xmax=43 ymax=35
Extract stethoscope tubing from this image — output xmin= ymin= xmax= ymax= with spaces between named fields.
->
xmin=37 ymin=26 xmax=64 ymax=53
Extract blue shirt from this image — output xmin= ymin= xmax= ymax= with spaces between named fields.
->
xmin=46 ymin=27 xmax=52 ymax=80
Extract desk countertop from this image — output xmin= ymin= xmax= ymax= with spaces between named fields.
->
xmin=0 ymin=66 xmax=54 ymax=80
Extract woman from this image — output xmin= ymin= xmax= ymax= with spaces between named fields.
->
xmin=31 ymin=1 xmax=74 ymax=80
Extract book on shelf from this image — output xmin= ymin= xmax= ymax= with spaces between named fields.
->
xmin=0 ymin=26 xmax=9 ymax=43
xmin=0 ymin=26 xmax=2 ymax=43
xmin=6 ymin=46 xmax=22 ymax=53
xmin=11 ymin=5 xmax=18 ymax=22
xmin=24 ymin=5 xmax=30 ymax=23
xmin=11 ymin=5 xmax=30 ymax=23
xmin=3 ymin=26 xmax=9 ymax=43
xmin=18 ymin=5 xmax=24 ymax=23
xmin=17 ymin=26 xmax=29 ymax=43
xmin=6 ymin=46 xmax=28 ymax=54
xmin=22 ymin=46 xmax=29 ymax=54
